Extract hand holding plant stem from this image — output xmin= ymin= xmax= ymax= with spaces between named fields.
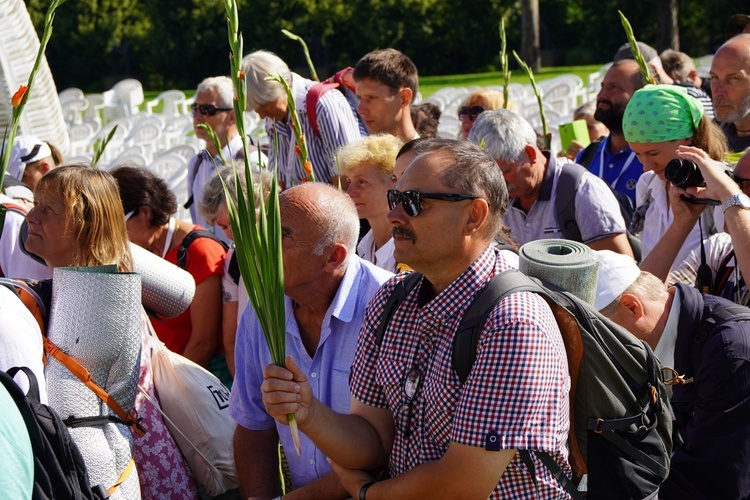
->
xmin=513 ymin=50 xmax=550 ymax=150
xmin=0 ymin=0 xmax=67 ymax=188
xmin=222 ymin=0 xmax=301 ymax=456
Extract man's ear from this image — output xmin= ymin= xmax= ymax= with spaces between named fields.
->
xmin=523 ymin=144 xmax=538 ymax=164
xmin=399 ymin=87 xmax=413 ymax=108
xmin=464 ymin=198 xmax=490 ymax=235
xmin=325 ymin=243 xmax=348 ymax=270
xmin=39 ymin=161 xmax=53 ymax=174
xmin=619 ymin=293 xmax=645 ymax=320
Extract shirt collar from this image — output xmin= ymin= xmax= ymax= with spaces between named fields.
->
xmin=418 ymin=246 xmax=499 ymax=322
xmin=655 ymin=286 xmax=681 ymax=368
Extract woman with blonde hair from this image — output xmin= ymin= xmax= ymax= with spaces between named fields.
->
xmin=338 ymin=134 xmax=403 ymax=272
xmin=26 ymin=165 xmax=199 ymax=499
xmin=457 ymin=88 xmax=509 ymax=140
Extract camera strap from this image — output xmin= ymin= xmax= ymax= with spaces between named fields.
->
xmin=695 ymin=217 xmax=714 ymax=295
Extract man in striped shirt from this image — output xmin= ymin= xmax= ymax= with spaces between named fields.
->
xmin=241 ymin=50 xmax=364 ymax=187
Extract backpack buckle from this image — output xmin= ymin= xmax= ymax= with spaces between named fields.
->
xmin=593 ymin=418 xmax=604 ymax=434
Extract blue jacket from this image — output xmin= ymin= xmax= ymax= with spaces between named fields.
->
xmin=660 ymin=284 xmax=750 ymax=499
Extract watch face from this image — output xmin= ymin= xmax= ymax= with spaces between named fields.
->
xmin=740 ymin=193 xmax=750 ymax=209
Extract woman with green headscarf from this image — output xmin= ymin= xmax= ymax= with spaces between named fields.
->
xmin=623 ymin=84 xmax=728 ymax=266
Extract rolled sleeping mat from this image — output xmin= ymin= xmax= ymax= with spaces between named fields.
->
xmin=130 ymin=242 xmax=196 ymax=319
xmin=19 ymin=223 xmax=194 ymax=319
xmin=518 ymin=239 xmax=600 ymax=305
xmin=46 ymin=266 xmax=142 ymax=500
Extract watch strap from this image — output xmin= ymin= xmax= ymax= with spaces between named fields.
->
xmin=359 ymin=479 xmax=378 ymax=500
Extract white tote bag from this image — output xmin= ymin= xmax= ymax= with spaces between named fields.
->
xmin=146 ymin=329 xmax=238 ymax=496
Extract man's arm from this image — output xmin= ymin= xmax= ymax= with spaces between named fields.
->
xmin=234 ymin=426 xmax=283 ymax=499
xmin=678 ymin=146 xmax=750 ymax=285
xmin=587 ymin=232 xmax=634 ymax=257
xmin=282 ymin=472 xmax=349 ymax=500
xmin=261 ymin=357 xmax=394 ymax=470
xmin=331 ymin=442 xmax=515 ymax=499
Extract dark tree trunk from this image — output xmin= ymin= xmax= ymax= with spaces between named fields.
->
xmin=521 ymin=0 xmax=541 ymax=70
xmin=657 ymin=0 xmax=679 ymax=51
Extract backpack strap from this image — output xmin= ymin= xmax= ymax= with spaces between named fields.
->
xmin=43 ymin=338 xmax=146 ymax=437
xmin=177 ymin=229 xmax=229 ymax=269
xmin=453 ymin=270 xmax=541 ymax=384
xmin=373 ymin=272 xmax=423 ymax=348
xmin=554 ymin=163 xmax=586 ymax=242
xmin=576 ymin=137 xmax=604 ymax=169
xmin=0 ymin=203 xmax=30 ymax=277
xmin=227 ymin=250 xmax=241 ymax=286
xmin=306 ymin=81 xmax=339 ymax=138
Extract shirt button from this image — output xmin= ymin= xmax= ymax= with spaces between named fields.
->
xmin=525 ymin=223 xmax=530 ymax=227
xmin=309 ymin=458 xmax=314 ymax=465
xmin=310 ymin=372 xmax=317 ymax=378
xmin=609 ymin=163 xmax=614 ymax=168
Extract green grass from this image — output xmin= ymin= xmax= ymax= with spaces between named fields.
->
xmin=140 ymin=63 xmax=605 ymax=112
xmin=418 ymin=64 xmax=604 ymax=97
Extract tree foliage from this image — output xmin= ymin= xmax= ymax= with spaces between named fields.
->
xmin=23 ymin=0 xmax=740 ymax=91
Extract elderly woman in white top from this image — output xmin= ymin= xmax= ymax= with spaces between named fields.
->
xmin=338 ymin=134 xmax=403 ymax=273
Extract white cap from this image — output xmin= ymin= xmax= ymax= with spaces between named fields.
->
xmin=594 ymin=250 xmax=641 ymax=311
xmin=8 ymin=135 xmax=51 ymax=180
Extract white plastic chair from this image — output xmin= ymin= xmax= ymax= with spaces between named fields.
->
xmin=58 ymin=87 xmax=85 ymax=105
xmin=148 ymin=153 xmax=187 ymax=181
xmin=125 ymin=123 xmax=162 ymax=161
xmin=112 ymin=79 xmax=145 ymax=116
xmin=68 ymin=122 xmax=96 ymax=157
xmin=146 ymin=89 xmax=187 ymax=115
xmin=61 ymin=97 xmax=88 ymax=126
xmin=161 ymin=143 xmax=199 ymax=160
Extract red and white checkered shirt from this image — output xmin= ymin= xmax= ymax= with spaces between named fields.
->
xmin=351 ymin=247 xmax=573 ymax=498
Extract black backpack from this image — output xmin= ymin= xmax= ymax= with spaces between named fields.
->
xmin=0 ymin=367 xmax=107 ymax=500
xmin=375 ymin=270 xmax=672 ymax=499
xmin=555 ymin=162 xmax=642 ymax=262
xmin=177 ymin=229 xmax=240 ymax=285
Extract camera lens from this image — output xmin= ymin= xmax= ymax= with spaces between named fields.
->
xmin=665 ymin=159 xmax=704 ymax=189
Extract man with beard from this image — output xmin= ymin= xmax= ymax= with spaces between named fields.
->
xmin=577 ymin=59 xmax=648 ymax=204
xmin=711 ymin=34 xmax=750 ymax=153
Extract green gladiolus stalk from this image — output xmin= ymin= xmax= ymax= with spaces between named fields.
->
xmin=513 ymin=50 xmax=550 ymax=150
xmin=91 ymin=125 xmax=119 ymax=167
xmin=196 ymin=123 xmax=227 ymax=165
xmin=266 ymin=74 xmax=315 ymax=183
xmin=281 ymin=29 xmax=319 ymax=82
xmin=618 ymin=10 xmax=656 ymax=86
xmin=223 ymin=0 xmax=301 ymax=457
xmin=0 ymin=0 xmax=67 ymax=189
xmin=499 ymin=18 xmax=511 ymax=109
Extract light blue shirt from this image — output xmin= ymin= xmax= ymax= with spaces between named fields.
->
xmin=230 ymin=256 xmax=392 ymax=489
xmin=0 ymin=383 xmax=33 ymax=499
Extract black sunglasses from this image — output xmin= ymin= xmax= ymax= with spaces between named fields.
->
xmin=458 ymin=105 xmax=485 ymax=122
xmin=396 ymin=368 xmax=422 ymax=437
xmin=191 ymin=103 xmax=233 ymax=117
xmin=387 ymin=189 xmax=477 ymax=217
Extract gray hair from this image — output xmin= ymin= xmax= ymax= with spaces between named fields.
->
xmin=241 ymin=50 xmax=292 ymax=111
xmin=574 ymin=101 xmax=597 ymax=120
xmin=468 ymin=109 xmax=537 ymax=164
xmin=197 ymin=165 xmax=274 ymax=224
xmin=196 ymin=76 xmax=235 ymax=108
xmin=281 ymin=183 xmax=359 ymax=262
xmin=406 ymin=138 xmax=508 ymax=238
xmin=599 ymin=272 xmax=665 ymax=317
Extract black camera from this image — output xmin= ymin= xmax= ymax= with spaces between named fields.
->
xmin=665 ymin=158 xmax=733 ymax=205
xmin=665 ymin=158 xmax=705 ymax=189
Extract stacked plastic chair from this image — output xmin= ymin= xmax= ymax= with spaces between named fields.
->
xmin=0 ymin=0 xmax=71 ymax=156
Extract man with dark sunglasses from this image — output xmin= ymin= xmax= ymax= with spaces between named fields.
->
xmin=470 ymin=108 xmax=634 ymax=259
xmin=259 ymin=139 xmax=573 ymax=499
xmin=186 ymin=76 xmax=265 ymax=242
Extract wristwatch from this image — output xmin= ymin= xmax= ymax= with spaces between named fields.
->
xmin=722 ymin=192 xmax=750 ymax=213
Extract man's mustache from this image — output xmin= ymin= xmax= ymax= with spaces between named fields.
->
xmin=392 ymin=226 xmax=416 ymax=241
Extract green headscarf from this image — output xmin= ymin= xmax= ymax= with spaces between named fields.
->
xmin=623 ymin=84 xmax=704 ymax=143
